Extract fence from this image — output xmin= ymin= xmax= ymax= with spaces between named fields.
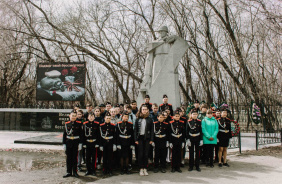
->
xmin=228 ymin=132 xmax=242 ymax=153
xmin=255 ymin=129 xmax=282 ymax=150
xmin=230 ymin=105 xmax=282 ymax=133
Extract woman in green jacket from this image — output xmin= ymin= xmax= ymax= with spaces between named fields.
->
xmin=202 ymin=109 xmax=219 ymax=167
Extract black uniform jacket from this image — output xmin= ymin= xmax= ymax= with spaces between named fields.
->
xmin=169 ymin=120 xmax=185 ymax=145
xmin=153 ymin=121 xmax=169 ymax=148
xmin=83 ymin=121 xmax=100 ymax=146
xmin=186 ymin=119 xmax=202 ymax=142
xmin=116 ymin=121 xmax=134 ymax=146
xmin=217 ymin=117 xmax=232 ymax=139
xmin=63 ymin=120 xmax=83 ymax=147
xmin=99 ymin=122 xmax=116 ymax=146
xmin=159 ymin=103 xmax=173 ymax=114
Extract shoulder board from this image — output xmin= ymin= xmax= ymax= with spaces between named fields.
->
xmin=197 ymin=119 xmax=202 ymax=121
xmin=149 ymin=103 xmax=152 ymax=105
xmin=153 ymin=121 xmax=158 ymax=124
xmin=169 ymin=120 xmax=174 ymax=124
xmin=163 ymin=122 xmax=168 ymax=124
xmin=100 ymin=123 xmax=105 ymax=126
xmin=182 ymin=117 xmax=187 ymax=119
xmin=83 ymin=121 xmax=89 ymax=124
xmin=188 ymin=119 xmax=193 ymax=122
xmin=117 ymin=121 xmax=123 ymax=124
xmin=168 ymin=104 xmax=172 ymax=106
xmin=76 ymin=121 xmax=81 ymax=123
xmin=110 ymin=123 xmax=116 ymax=126
xmin=180 ymin=120 xmax=184 ymax=123
xmin=65 ymin=121 xmax=71 ymax=124
xmin=128 ymin=121 xmax=133 ymax=124
xmin=226 ymin=118 xmax=231 ymax=121
xmin=94 ymin=121 xmax=99 ymax=124
xmin=160 ymin=104 xmax=164 ymax=106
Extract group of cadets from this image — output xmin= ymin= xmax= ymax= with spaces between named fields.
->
xmin=63 ymin=94 xmax=233 ymax=178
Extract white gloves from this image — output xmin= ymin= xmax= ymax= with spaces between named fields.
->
xmin=217 ymin=139 xmax=219 ymax=143
xmin=130 ymin=145 xmax=134 ymax=150
xmin=169 ymin=143 xmax=173 ymax=148
xmin=182 ymin=142 xmax=185 ymax=148
xmin=100 ymin=147 xmax=103 ymax=151
xmin=78 ymin=143 xmax=82 ymax=151
xmin=186 ymin=139 xmax=191 ymax=147
xmin=166 ymin=141 xmax=169 ymax=148
xmin=113 ymin=144 xmax=117 ymax=152
xmin=151 ymin=142 xmax=155 ymax=147
xmin=199 ymin=140 xmax=203 ymax=146
xmin=63 ymin=144 xmax=66 ymax=151
xmin=117 ymin=145 xmax=121 ymax=150
xmin=83 ymin=145 xmax=86 ymax=148
xmin=95 ymin=144 xmax=99 ymax=148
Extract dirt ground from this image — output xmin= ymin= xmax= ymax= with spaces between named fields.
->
xmin=0 ymin=146 xmax=282 ymax=184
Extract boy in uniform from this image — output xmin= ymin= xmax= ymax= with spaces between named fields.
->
xmin=83 ymin=112 xmax=100 ymax=176
xmin=141 ymin=95 xmax=152 ymax=112
xmin=63 ymin=110 xmax=83 ymax=178
xmin=179 ymin=108 xmax=187 ymax=167
xmin=169 ymin=110 xmax=185 ymax=173
xmin=197 ymin=103 xmax=208 ymax=164
xmin=152 ymin=112 xmax=169 ymax=173
xmin=99 ymin=112 xmax=117 ymax=176
xmin=186 ymin=109 xmax=203 ymax=172
xmin=77 ymin=109 xmax=85 ymax=171
xmin=116 ymin=111 xmax=135 ymax=174
xmin=159 ymin=94 xmax=173 ymax=113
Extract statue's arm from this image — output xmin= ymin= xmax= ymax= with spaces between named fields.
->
xmin=143 ymin=53 xmax=153 ymax=86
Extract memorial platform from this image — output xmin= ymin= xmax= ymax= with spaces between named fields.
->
xmin=14 ymin=133 xmax=62 ymax=145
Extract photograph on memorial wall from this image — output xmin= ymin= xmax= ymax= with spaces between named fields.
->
xmin=36 ymin=62 xmax=86 ymax=101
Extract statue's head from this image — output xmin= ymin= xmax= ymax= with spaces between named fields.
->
xmin=157 ymin=26 xmax=168 ymax=38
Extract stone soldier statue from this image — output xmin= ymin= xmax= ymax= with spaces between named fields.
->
xmin=137 ymin=26 xmax=188 ymax=108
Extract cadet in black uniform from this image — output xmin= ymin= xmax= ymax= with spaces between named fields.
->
xmin=83 ymin=112 xmax=100 ymax=176
xmin=169 ymin=110 xmax=185 ymax=173
xmin=76 ymin=109 xmax=85 ymax=172
xmin=179 ymin=107 xmax=187 ymax=167
xmin=93 ymin=106 xmax=104 ymax=169
xmin=217 ymin=108 xmax=232 ymax=167
xmin=63 ymin=110 xmax=83 ymax=178
xmin=186 ymin=109 xmax=203 ymax=172
xmin=99 ymin=112 xmax=117 ymax=176
xmin=159 ymin=94 xmax=173 ymax=114
xmin=152 ymin=112 xmax=169 ymax=173
xmin=116 ymin=111 xmax=134 ymax=174
xmin=131 ymin=100 xmax=138 ymax=115
xmin=141 ymin=95 xmax=153 ymax=112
